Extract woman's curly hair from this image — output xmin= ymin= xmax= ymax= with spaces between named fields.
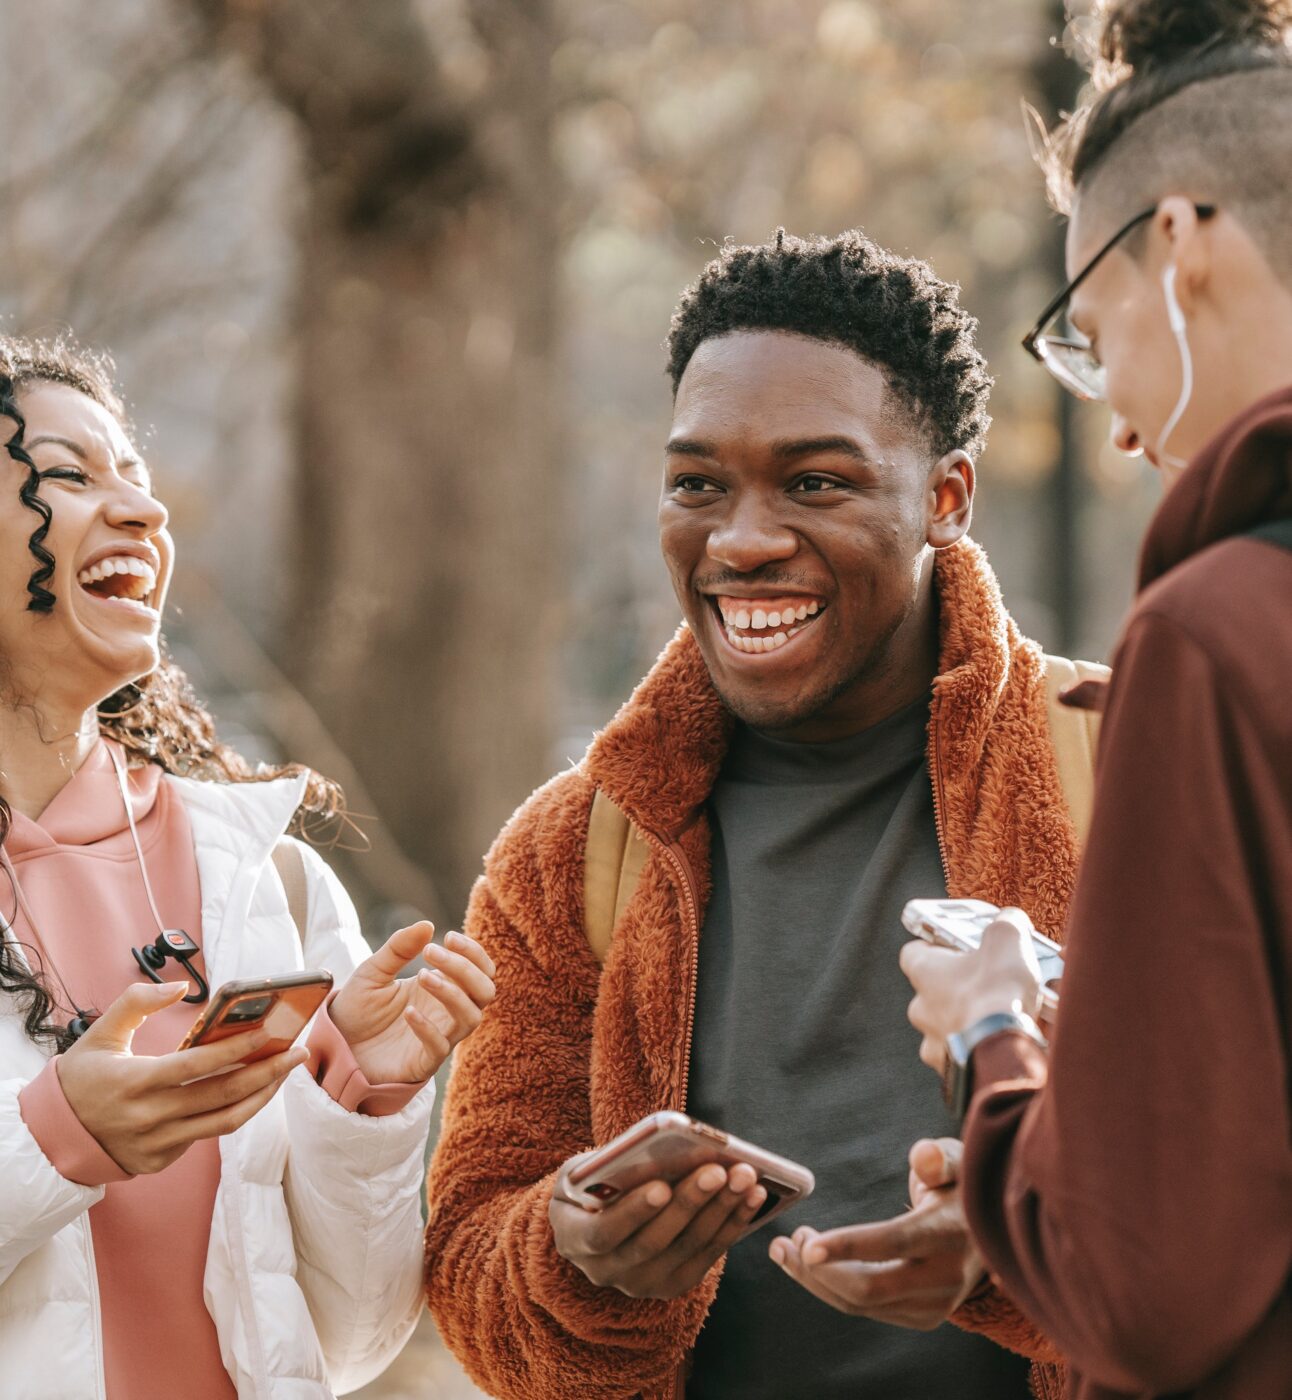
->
xmin=0 ymin=334 xmax=345 ymax=1049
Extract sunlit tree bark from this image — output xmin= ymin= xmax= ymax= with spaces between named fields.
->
xmin=187 ymin=0 xmax=562 ymax=919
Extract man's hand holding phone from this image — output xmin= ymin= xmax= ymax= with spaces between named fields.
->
xmin=58 ymin=980 xmax=309 ymax=1176
xmin=770 ymin=1137 xmax=985 ymax=1329
xmin=551 ymin=1154 xmax=768 ymax=1299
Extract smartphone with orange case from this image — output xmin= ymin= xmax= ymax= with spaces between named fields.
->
xmin=562 ymin=1111 xmax=815 ymax=1237
xmin=177 ymin=971 xmax=334 ymax=1063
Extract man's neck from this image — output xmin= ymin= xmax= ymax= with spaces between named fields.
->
xmin=0 ymin=702 xmax=101 ymax=822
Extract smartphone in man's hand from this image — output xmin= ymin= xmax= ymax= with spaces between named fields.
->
xmin=562 ymin=1110 xmax=814 ymax=1238
xmin=902 ymin=898 xmax=1063 ymax=1015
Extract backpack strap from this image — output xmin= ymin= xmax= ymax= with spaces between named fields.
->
xmin=271 ymin=838 xmax=309 ymax=948
xmin=1043 ymin=654 xmax=1108 ymax=846
xmin=584 ymin=790 xmax=649 ymax=966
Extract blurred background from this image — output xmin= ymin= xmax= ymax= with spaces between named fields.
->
xmin=1 ymin=2 xmax=1158 ymax=1393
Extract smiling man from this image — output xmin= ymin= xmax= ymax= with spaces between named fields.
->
xmin=426 ymin=230 xmax=1088 ymax=1400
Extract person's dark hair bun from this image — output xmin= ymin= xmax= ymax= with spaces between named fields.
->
xmin=1096 ymin=0 xmax=1292 ymax=80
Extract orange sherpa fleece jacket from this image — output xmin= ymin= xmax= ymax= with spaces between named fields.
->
xmin=426 ymin=538 xmax=1074 ymax=1400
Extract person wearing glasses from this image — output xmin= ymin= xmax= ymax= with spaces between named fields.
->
xmin=778 ymin=2 xmax=1292 ymax=1397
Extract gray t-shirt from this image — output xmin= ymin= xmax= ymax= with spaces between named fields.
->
xmin=685 ymin=698 xmax=1032 ymax=1399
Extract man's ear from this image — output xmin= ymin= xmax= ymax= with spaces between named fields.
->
xmin=927 ymin=451 xmax=974 ymax=549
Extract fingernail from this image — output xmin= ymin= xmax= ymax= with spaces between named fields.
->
xmin=698 ymin=1166 xmax=725 ymax=1192
xmin=646 ymin=1183 xmax=669 ymax=1207
xmin=446 ymin=930 xmax=464 ymax=944
xmin=427 ymin=970 xmax=445 ymax=986
xmin=803 ymin=1243 xmax=826 ymax=1265
xmin=769 ymin=1240 xmax=785 ymax=1264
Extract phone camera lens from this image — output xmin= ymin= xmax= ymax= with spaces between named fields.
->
xmin=226 ymin=994 xmax=273 ymax=1023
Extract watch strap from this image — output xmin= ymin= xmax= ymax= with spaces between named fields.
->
xmin=943 ymin=1011 xmax=1047 ymax=1125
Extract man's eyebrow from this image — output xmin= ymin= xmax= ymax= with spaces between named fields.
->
xmin=771 ymin=436 xmax=871 ymax=462
xmin=665 ymin=438 xmax=716 ymax=458
xmin=25 ymin=434 xmax=88 ymax=460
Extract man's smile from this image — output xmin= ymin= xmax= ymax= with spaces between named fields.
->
xmin=707 ymin=593 xmax=829 ymax=656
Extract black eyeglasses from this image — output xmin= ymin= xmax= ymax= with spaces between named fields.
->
xmin=1022 ymin=203 xmax=1218 ymax=402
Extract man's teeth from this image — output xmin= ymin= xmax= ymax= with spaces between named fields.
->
xmin=717 ymin=599 xmax=824 ymax=654
xmin=728 ymin=628 xmax=798 ymax=653
xmin=720 ymin=600 xmax=820 ymax=629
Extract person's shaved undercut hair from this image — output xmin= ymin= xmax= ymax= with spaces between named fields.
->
xmin=1043 ymin=0 xmax=1292 ymax=280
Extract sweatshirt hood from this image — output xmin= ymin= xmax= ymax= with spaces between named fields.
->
xmin=1139 ymin=382 xmax=1292 ymax=591
xmin=7 ymin=740 xmax=162 ymax=854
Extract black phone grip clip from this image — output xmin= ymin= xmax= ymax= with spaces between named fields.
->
xmin=132 ymin=929 xmax=209 ymax=1005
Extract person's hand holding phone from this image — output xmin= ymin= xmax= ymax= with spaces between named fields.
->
xmin=329 ymin=922 xmax=496 ymax=1083
xmin=550 ymin=1153 xmax=767 ymax=1299
xmin=57 ymin=981 xmax=309 ymax=1176
xmin=770 ymin=1137 xmax=984 ymax=1328
xmin=901 ymin=906 xmax=1046 ymax=1071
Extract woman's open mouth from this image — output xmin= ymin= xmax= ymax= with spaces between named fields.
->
xmin=76 ymin=555 xmax=160 ymax=616
xmin=710 ymin=594 xmax=829 ymax=655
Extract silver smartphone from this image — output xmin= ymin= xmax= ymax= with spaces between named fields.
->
xmin=901 ymin=898 xmax=1063 ymax=1016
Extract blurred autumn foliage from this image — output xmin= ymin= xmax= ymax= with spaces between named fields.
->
xmin=0 ymin=0 xmax=1161 ymax=928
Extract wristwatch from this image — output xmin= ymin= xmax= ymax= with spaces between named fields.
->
xmin=942 ymin=1011 xmax=1047 ymax=1127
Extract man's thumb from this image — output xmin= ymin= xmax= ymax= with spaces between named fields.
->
xmin=81 ymin=980 xmax=188 ymax=1051
xmin=910 ymin=1136 xmax=963 ymax=1189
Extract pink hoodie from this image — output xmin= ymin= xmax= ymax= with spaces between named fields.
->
xmin=14 ymin=741 xmax=418 ymax=1398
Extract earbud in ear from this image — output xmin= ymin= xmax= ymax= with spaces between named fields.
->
xmin=1163 ymin=265 xmax=1188 ymax=334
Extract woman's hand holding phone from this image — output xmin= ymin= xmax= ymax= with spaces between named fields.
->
xmin=550 ymin=1154 xmax=767 ymax=1300
xmin=329 ymin=922 xmax=497 ymax=1083
xmin=57 ymin=980 xmax=309 ymax=1176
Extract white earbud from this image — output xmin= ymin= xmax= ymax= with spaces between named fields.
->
xmin=1155 ymin=263 xmax=1194 ymax=472
xmin=1163 ymin=264 xmax=1187 ymax=333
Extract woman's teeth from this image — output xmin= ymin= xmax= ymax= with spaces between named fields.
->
xmin=76 ymin=556 xmax=157 ymax=603
xmin=717 ymin=598 xmax=824 ymax=654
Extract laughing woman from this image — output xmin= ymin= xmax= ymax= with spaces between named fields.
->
xmin=0 ymin=336 xmax=496 ymax=1400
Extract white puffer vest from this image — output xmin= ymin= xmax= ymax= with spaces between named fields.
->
xmin=0 ymin=774 xmax=436 ymax=1398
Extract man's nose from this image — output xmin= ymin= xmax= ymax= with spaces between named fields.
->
xmin=705 ymin=501 xmax=798 ymax=573
xmin=1110 ymin=412 xmax=1143 ymax=458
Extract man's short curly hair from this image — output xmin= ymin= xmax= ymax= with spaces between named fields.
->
xmin=666 ymin=230 xmax=992 ymax=459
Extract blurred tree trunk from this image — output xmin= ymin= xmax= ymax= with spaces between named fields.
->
xmin=1033 ymin=0 xmax=1085 ymax=653
xmin=186 ymin=0 xmax=561 ymax=918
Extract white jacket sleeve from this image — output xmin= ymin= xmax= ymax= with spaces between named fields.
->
xmin=0 ymin=1076 xmax=102 ymax=1285
xmin=279 ymin=841 xmax=435 ymax=1394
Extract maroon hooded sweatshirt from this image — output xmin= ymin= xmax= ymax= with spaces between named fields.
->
xmin=960 ymin=385 xmax=1292 ymax=1400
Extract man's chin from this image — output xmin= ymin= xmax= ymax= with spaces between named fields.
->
xmin=710 ymin=678 xmax=833 ymax=736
